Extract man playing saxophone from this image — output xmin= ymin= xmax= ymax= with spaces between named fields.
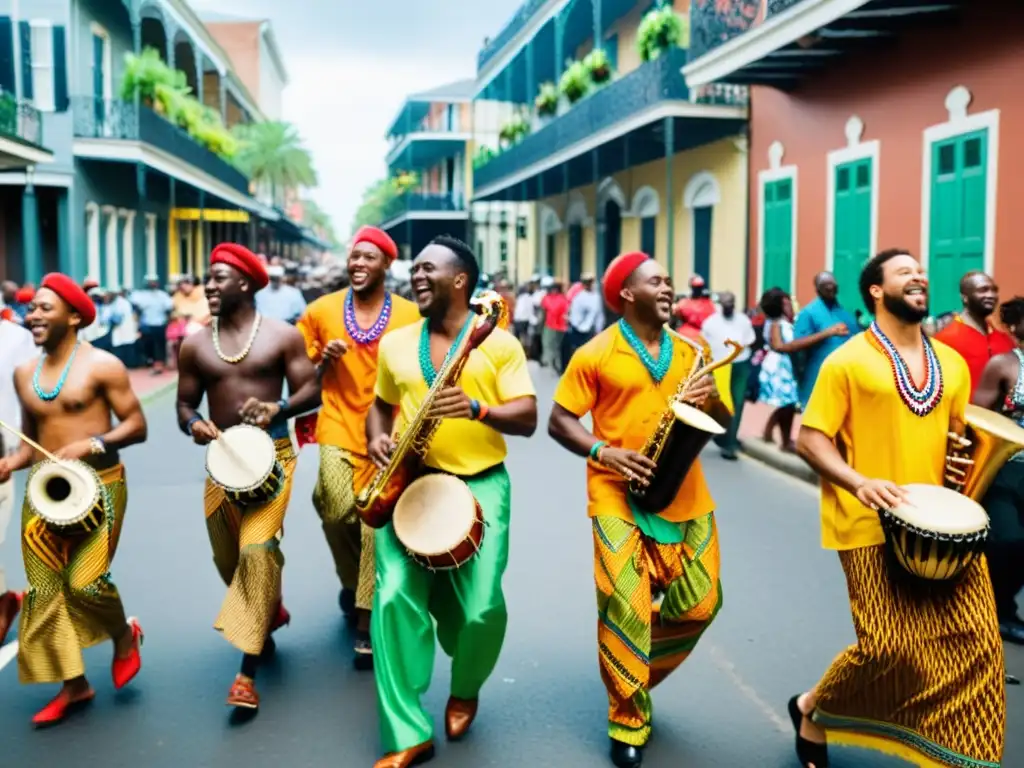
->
xmin=548 ymin=251 xmax=722 ymax=768
xmin=365 ymin=236 xmax=537 ymax=768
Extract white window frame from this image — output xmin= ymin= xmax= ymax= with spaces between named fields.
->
xmin=825 ymin=116 xmax=879 ymax=272
xmin=757 ymin=141 xmax=798 ymax=297
xmin=28 ymin=20 xmax=55 ymax=112
xmin=919 ymin=86 xmax=1000 ymax=278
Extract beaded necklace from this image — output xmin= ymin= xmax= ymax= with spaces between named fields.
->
xmin=868 ymin=321 xmax=943 ymax=417
xmin=618 ymin=319 xmax=673 ymax=383
xmin=213 ymin=313 xmax=262 ymax=364
xmin=344 ymin=289 xmax=392 ymax=345
xmin=32 ymin=341 xmax=80 ymax=402
xmin=418 ymin=315 xmax=474 ymax=387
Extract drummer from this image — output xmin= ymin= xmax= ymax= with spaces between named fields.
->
xmin=0 ymin=273 xmax=147 ymax=726
xmin=176 ymin=243 xmax=320 ymax=711
xmin=548 ymin=252 xmax=722 ymax=768
xmin=366 ymin=236 xmax=536 ymax=768
xmin=792 ymin=249 xmax=1005 ymax=767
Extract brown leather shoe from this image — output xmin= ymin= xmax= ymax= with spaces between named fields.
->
xmin=373 ymin=740 xmax=435 ymax=767
xmin=445 ymin=696 xmax=479 ymax=741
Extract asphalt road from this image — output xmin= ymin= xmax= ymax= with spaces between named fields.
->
xmin=1 ymin=366 xmax=1021 ymax=767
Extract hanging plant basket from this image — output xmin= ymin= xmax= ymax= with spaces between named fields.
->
xmin=498 ymin=113 xmax=531 ymax=146
xmin=534 ymin=82 xmax=558 ymax=117
xmin=559 ymin=61 xmax=590 ymax=104
xmin=583 ymin=49 xmax=612 ymax=84
xmin=637 ymin=6 xmax=689 ymax=62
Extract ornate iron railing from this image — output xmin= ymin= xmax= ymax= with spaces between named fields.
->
xmin=475 ymin=48 xmax=695 ymax=190
xmin=689 ymin=0 xmax=803 ymax=61
xmin=478 ymin=0 xmax=549 ymax=71
xmin=381 ymin=192 xmax=467 ymax=224
xmin=0 ymin=92 xmax=44 ymax=147
xmin=689 ymin=82 xmax=750 ymax=107
xmin=71 ymin=97 xmax=250 ymax=195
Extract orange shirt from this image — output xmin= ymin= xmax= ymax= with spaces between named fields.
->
xmin=553 ymin=323 xmax=716 ymax=524
xmin=297 ymin=289 xmax=420 ymax=467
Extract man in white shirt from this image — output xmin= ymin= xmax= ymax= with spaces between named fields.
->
xmin=0 ymin=313 xmax=37 ymax=644
xmin=700 ymin=291 xmax=756 ymax=460
xmin=566 ymin=273 xmax=603 ymax=361
xmin=256 ymin=265 xmax=307 ymax=324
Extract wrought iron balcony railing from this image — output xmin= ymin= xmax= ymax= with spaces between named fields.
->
xmin=71 ymin=97 xmax=250 ymax=196
xmin=382 ymin=192 xmax=467 ymax=224
xmin=477 ymin=0 xmax=548 ymax=71
xmin=0 ymin=92 xmax=43 ymax=147
xmin=689 ymin=0 xmax=802 ymax=61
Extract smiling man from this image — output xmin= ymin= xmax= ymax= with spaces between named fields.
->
xmin=296 ymin=226 xmax=419 ymax=669
xmin=0 ymin=273 xmax=147 ymax=727
xmin=176 ymin=243 xmax=320 ymax=711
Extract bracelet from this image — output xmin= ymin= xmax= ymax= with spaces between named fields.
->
xmin=589 ymin=441 xmax=606 ymax=461
xmin=476 ymin=402 xmax=489 ymax=421
xmin=90 ymin=437 xmax=107 ymax=456
xmin=185 ymin=415 xmax=203 ymax=436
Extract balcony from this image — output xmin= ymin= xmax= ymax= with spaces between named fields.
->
xmin=478 ymin=0 xmax=550 ymax=71
xmin=71 ymin=97 xmax=252 ymax=199
xmin=473 ymin=48 xmax=747 ymax=201
xmin=380 ymin=192 xmax=469 ymax=229
xmin=0 ymin=92 xmax=54 ymax=168
xmin=386 ymin=123 xmax=471 ymax=172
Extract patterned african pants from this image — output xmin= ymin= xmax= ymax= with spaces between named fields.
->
xmin=19 ymin=464 xmax=129 ymax=684
xmin=593 ymin=512 xmax=722 ymax=747
xmin=205 ymin=438 xmax=296 ymax=656
xmin=312 ymin=445 xmax=375 ymax=611
xmin=814 ymin=546 xmax=1005 ymax=767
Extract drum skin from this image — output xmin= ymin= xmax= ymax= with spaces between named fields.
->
xmin=393 ymin=473 xmax=486 ymax=571
xmin=28 ymin=459 xmax=106 ymax=537
xmin=410 ymin=502 xmax=485 ymax=571
xmin=205 ymin=425 xmax=285 ymax=509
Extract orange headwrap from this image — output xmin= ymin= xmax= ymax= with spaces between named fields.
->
xmin=602 ymin=251 xmax=650 ymax=314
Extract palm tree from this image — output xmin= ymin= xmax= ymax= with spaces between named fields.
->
xmin=300 ymin=198 xmax=339 ymax=247
xmin=232 ymin=121 xmax=318 ymax=205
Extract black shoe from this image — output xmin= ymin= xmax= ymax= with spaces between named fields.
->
xmin=788 ymin=695 xmax=829 ymax=767
xmin=609 ymin=739 xmax=642 ymax=767
xmin=353 ymin=630 xmax=373 ymax=671
xmin=339 ymin=588 xmax=358 ymax=626
xmin=720 ymin=449 xmax=739 ymax=461
xmin=1000 ymin=618 xmax=1024 ymax=645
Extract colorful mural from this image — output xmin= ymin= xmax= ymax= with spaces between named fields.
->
xmin=688 ymin=0 xmax=803 ymax=61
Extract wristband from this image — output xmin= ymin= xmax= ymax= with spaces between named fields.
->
xmin=185 ymin=415 xmax=203 ymax=436
xmin=469 ymin=399 xmax=481 ymax=420
xmin=476 ymin=402 xmax=489 ymax=421
xmin=589 ymin=441 xmax=606 ymax=461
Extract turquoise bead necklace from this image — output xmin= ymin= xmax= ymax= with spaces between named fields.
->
xmin=419 ymin=315 xmax=475 ymax=387
xmin=618 ymin=319 xmax=673 ymax=383
xmin=33 ymin=340 xmax=81 ymax=401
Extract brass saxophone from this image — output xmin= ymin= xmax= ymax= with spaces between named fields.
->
xmin=628 ymin=331 xmax=743 ymax=513
xmin=355 ymin=291 xmax=507 ymax=528
xmin=945 ymin=404 xmax=1024 ymax=501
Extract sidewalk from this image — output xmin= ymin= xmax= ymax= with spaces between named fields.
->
xmin=129 ymin=369 xmax=178 ymax=402
xmin=736 ymin=401 xmax=817 ymax=485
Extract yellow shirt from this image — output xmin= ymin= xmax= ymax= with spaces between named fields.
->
xmin=801 ymin=333 xmax=970 ymax=550
xmin=297 ymin=290 xmax=420 ymax=467
xmin=553 ymin=324 xmax=716 ymax=524
xmin=375 ymin=319 xmax=536 ymax=476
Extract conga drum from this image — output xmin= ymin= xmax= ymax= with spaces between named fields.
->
xmin=27 ymin=459 xmax=106 ymax=536
xmin=205 ymin=425 xmax=286 ymax=507
xmin=879 ymin=484 xmax=990 ymax=581
xmin=392 ymin=474 xmax=485 ymax=571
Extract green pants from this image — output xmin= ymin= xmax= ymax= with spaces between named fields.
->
xmin=372 ymin=465 xmax=511 ymax=753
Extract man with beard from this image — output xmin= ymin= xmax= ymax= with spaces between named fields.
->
xmin=793 ymin=272 xmax=857 ymax=406
xmin=176 ymin=244 xmax=320 ymax=711
xmin=366 ymin=235 xmax=536 ymax=767
xmin=0 ymin=274 xmax=146 ymax=726
xmin=971 ymin=295 xmax=1024 ymax=645
xmin=548 ymin=252 xmax=722 ymax=768
xmin=792 ymin=250 xmax=1004 ymax=768
xmin=935 ymin=271 xmax=1014 ymax=394
xmin=296 ymin=226 xmax=419 ymax=669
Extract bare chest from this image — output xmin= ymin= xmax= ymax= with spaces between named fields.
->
xmin=18 ymin=364 xmax=101 ymax=420
xmin=194 ymin=332 xmax=285 ymax=384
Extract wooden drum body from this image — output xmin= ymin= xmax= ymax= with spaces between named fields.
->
xmin=393 ymin=474 xmax=485 ymax=571
xmin=28 ymin=459 xmax=105 ymax=537
xmin=206 ymin=425 xmax=285 ymax=508
xmin=879 ymin=484 xmax=990 ymax=581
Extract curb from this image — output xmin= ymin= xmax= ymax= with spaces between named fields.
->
xmin=139 ymin=377 xmax=178 ymax=405
xmin=739 ymin=437 xmax=818 ymax=486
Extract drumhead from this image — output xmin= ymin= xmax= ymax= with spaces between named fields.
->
xmin=28 ymin=459 xmax=100 ymax=524
xmin=965 ymin=404 xmax=1024 ymax=446
xmin=393 ymin=474 xmax=477 ymax=557
xmin=206 ymin=425 xmax=277 ymax=490
xmin=670 ymin=401 xmax=726 ymax=436
xmin=886 ymin=483 xmax=989 ymax=534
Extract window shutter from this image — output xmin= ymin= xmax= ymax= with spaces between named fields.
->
xmin=52 ymin=25 xmax=67 ymax=112
xmin=18 ymin=20 xmax=31 ymax=100
xmin=0 ymin=17 xmax=13 ymax=95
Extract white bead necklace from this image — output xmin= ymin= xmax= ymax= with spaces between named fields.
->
xmin=212 ymin=313 xmax=262 ymax=364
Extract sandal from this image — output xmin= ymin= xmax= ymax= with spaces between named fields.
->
xmin=227 ymin=674 xmax=259 ymax=710
xmin=788 ymin=695 xmax=829 ymax=767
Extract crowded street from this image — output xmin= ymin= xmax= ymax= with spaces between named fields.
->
xmin=1 ymin=368 xmax=1021 ymax=767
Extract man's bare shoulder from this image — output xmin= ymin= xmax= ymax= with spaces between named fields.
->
xmin=180 ymin=327 xmax=212 ymax=354
xmin=261 ymin=316 xmax=305 ymax=343
xmin=82 ymin=344 xmax=130 ymax=380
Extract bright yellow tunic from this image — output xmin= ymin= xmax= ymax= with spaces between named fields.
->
xmin=801 ymin=333 xmax=970 ymax=550
xmin=375 ymin=319 xmax=536 ymax=476
xmin=553 ymin=324 xmax=716 ymax=525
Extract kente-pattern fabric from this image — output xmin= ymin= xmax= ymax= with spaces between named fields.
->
xmin=205 ymin=438 xmax=295 ymax=655
xmin=594 ymin=512 xmax=722 ymax=746
xmin=312 ymin=444 xmax=375 ymax=611
xmin=814 ymin=546 xmax=1005 ymax=767
xmin=19 ymin=464 xmax=129 ymax=684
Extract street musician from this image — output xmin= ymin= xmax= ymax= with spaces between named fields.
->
xmin=548 ymin=251 xmax=723 ymax=768
xmin=364 ymin=236 xmax=536 ymax=768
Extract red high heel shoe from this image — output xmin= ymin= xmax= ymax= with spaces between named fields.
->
xmin=112 ymin=617 xmax=144 ymax=690
xmin=270 ymin=603 xmax=290 ymax=633
xmin=0 ymin=591 xmax=23 ymax=646
xmin=32 ymin=688 xmax=95 ymax=727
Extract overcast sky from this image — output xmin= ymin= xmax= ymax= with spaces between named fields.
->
xmin=191 ymin=0 xmax=522 ymax=236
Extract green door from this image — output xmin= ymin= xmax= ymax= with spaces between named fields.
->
xmin=762 ymin=177 xmax=794 ymax=293
xmin=833 ymin=158 xmax=872 ymax=315
xmin=929 ymin=129 xmax=987 ymax=315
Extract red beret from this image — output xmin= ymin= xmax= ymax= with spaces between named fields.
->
xmin=210 ymin=243 xmax=269 ymax=290
xmin=41 ymin=273 xmax=97 ymax=328
xmin=14 ymin=287 xmax=35 ymax=304
xmin=602 ymin=252 xmax=651 ymax=314
xmin=352 ymin=226 xmax=398 ymax=262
